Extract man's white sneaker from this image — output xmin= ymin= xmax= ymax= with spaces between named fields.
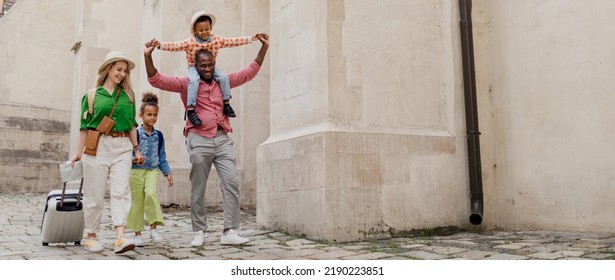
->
xmin=134 ymin=235 xmax=145 ymax=247
xmin=191 ymin=230 xmax=205 ymax=247
xmin=150 ymin=229 xmax=163 ymax=244
xmin=220 ymin=229 xmax=249 ymax=245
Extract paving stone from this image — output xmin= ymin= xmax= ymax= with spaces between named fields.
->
xmin=287 ymin=244 xmax=322 ymax=250
xmin=241 ymin=252 xmax=281 ymax=260
xmin=378 ymin=256 xmax=413 ymax=260
xmin=0 ymin=250 xmax=30 ymax=257
xmin=132 ymin=254 xmax=171 ymax=260
xmin=285 ymin=238 xmax=315 ymax=246
xmin=402 ymin=250 xmax=447 ymax=260
xmin=339 ymin=244 xmax=368 ymax=250
xmin=400 ymin=244 xmax=426 ymax=249
xmin=570 ymin=243 xmax=608 ymax=249
xmin=483 ymin=253 xmax=529 ymax=260
xmin=420 ymin=245 xmax=468 ymax=255
xmin=516 ymin=246 xmax=555 ymax=255
xmin=222 ymin=251 xmax=257 ymax=259
xmin=527 ymin=252 xmax=563 ymax=259
xmin=437 ymin=239 xmax=478 ymax=247
xmin=276 ymin=248 xmax=326 ymax=258
xmin=249 ymin=238 xmax=282 ymax=246
xmin=319 ymin=246 xmax=343 ymax=252
xmin=560 ymin=250 xmax=585 ymax=257
xmin=341 ymin=252 xmax=394 ymax=260
xmin=493 ymin=243 xmax=531 ymax=250
xmin=251 ymin=247 xmax=291 ymax=256
xmin=242 ymin=243 xmax=286 ymax=253
xmin=583 ymin=253 xmax=614 ymax=259
xmin=310 ymin=250 xmax=358 ymax=260
xmin=452 ymin=250 xmax=497 ymax=260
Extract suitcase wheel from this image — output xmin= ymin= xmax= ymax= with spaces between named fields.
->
xmin=43 ymin=242 xmax=49 ymax=246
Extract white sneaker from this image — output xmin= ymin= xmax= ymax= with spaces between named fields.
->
xmin=220 ymin=229 xmax=249 ymax=245
xmin=134 ymin=235 xmax=145 ymax=247
xmin=150 ymin=229 xmax=163 ymax=244
xmin=114 ymin=237 xmax=136 ymax=254
xmin=191 ymin=230 xmax=205 ymax=247
xmin=83 ymin=237 xmax=104 ymax=252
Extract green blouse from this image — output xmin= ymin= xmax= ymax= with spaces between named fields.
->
xmin=79 ymin=86 xmax=138 ymax=132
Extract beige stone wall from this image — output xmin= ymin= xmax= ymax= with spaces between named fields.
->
xmin=258 ymin=0 xmax=471 ymax=241
xmin=0 ymin=0 xmax=75 ymax=192
xmin=478 ymin=0 xmax=615 ymax=232
xmin=0 ymin=103 xmax=71 ymax=192
xmin=0 ymin=0 xmax=75 ymax=109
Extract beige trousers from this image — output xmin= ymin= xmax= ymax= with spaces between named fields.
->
xmin=82 ymin=134 xmax=133 ymax=234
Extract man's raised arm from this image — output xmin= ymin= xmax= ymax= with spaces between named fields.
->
xmin=144 ymin=39 xmax=158 ymax=78
xmin=144 ymin=39 xmax=188 ymax=93
xmin=254 ymin=33 xmax=269 ymax=66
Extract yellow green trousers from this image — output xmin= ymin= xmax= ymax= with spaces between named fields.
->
xmin=127 ymin=169 xmax=164 ymax=231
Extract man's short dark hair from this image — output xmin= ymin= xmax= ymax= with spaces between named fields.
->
xmin=195 ymin=49 xmax=214 ymax=64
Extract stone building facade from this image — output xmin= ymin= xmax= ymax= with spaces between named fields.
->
xmin=1 ymin=0 xmax=614 ymax=241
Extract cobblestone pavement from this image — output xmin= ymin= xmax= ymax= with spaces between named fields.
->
xmin=2 ymin=193 xmax=615 ymax=260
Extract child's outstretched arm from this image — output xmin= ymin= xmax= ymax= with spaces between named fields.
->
xmin=158 ymin=38 xmax=191 ymax=52
xmin=216 ymin=34 xmax=254 ymax=49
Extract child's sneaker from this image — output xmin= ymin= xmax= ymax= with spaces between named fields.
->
xmin=224 ymin=103 xmax=236 ymax=118
xmin=114 ymin=237 xmax=136 ymax=254
xmin=83 ymin=237 xmax=104 ymax=252
xmin=134 ymin=235 xmax=145 ymax=247
xmin=150 ymin=229 xmax=163 ymax=244
xmin=186 ymin=109 xmax=202 ymax=126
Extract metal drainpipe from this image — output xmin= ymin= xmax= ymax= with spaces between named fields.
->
xmin=458 ymin=0 xmax=484 ymax=225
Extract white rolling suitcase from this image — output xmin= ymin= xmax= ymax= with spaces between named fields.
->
xmin=41 ymin=161 xmax=85 ymax=246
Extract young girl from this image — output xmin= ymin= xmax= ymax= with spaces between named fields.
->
xmin=127 ymin=92 xmax=173 ymax=246
xmin=151 ymin=11 xmax=264 ymax=124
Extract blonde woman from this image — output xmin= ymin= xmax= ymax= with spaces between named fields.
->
xmin=70 ymin=51 xmax=145 ymax=254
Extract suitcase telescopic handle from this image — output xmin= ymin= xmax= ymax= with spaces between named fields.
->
xmin=59 ymin=178 xmax=84 ymax=209
xmin=59 ymin=183 xmax=66 ymax=208
xmin=76 ymin=178 xmax=83 ymax=208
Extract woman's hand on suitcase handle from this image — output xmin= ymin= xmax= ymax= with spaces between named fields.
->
xmin=69 ymin=154 xmax=81 ymax=167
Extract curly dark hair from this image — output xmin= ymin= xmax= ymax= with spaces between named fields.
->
xmin=140 ymin=91 xmax=159 ymax=113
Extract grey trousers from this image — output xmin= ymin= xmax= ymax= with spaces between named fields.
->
xmin=186 ymin=130 xmax=240 ymax=232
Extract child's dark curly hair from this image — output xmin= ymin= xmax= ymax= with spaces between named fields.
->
xmin=140 ymin=91 xmax=159 ymax=113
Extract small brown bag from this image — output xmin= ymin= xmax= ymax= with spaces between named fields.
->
xmin=82 ymin=87 xmax=120 ymax=156
xmin=83 ymin=129 xmax=101 ymax=156
xmin=96 ymin=115 xmax=116 ymax=135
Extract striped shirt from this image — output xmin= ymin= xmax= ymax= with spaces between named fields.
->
xmin=160 ymin=34 xmax=251 ymax=66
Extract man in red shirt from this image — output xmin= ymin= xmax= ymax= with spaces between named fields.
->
xmin=144 ymin=33 xmax=269 ymax=246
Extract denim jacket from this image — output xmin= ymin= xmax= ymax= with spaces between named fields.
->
xmin=132 ymin=125 xmax=171 ymax=176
